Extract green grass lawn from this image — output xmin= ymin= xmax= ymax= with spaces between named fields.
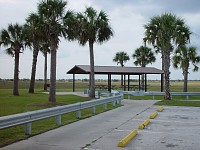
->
xmin=0 ymin=89 xmax=91 ymax=116
xmin=0 ymin=89 xmax=121 ymax=147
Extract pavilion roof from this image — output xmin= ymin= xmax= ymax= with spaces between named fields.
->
xmin=67 ymin=65 xmax=164 ymax=75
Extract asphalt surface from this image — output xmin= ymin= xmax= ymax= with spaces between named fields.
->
xmin=1 ymin=99 xmax=200 ymax=150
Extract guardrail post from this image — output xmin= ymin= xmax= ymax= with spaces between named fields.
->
xmin=152 ymin=95 xmax=154 ymax=100
xmin=55 ymin=115 xmax=61 ymax=126
xmin=128 ymin=95 xmax=131 ymax=100
xmin=24 ymin=122 xmax=32 ymax=135
xmin=118 ymin=95 xmax=122 ymax=105
xmin=76 ymin=110 xmax=81 ymax=118
xmin=118 ymin=99 xmax=121 ymax=105
xmin=112 ymin=101 xmax=116 ymax=107
xmin=97 ymin=91 xmax=100 ymax=99
xmin=103 ymin=104 xmax=107 ymax=110
xmin=92 ymin=106 xmax=96 ymax=114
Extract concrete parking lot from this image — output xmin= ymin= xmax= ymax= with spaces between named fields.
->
xmin=86 ymin=105 xmax=200 ymax=150
xmin=1 ymin=100 xmax=200 ymax=150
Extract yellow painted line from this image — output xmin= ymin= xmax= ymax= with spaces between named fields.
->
xmin=117 ymin=129 xmax=138 ymax=147
xmin=157 ymin=107 xmax=164 ymax=112
xmin=149 ymin=111 xmax=158 ymax=119
xmin=138 ymin=119 xmax=150 ymax=129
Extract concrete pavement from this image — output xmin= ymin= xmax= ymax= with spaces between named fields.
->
xmin=86 ymin=105 xmax=200 ymax=150
xmin=2 ymin=100 xmax=200 ymax=150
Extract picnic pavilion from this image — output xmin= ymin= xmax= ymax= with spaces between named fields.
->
xmin=67 ymin=65 xmax=164 ymax=92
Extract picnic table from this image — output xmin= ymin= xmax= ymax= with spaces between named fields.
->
xmin=95 ymin=84 xmax=116 ymax=90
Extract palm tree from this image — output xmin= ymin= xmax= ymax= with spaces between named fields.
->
xmin=113 ymin=51 xmax=130 ymax=86
xmin=40 ymin=42 xmax=51 ymax=91
xmin=37 ymin=0 xmax=76 ymax=102
xmin=132 ymin=46 xmax=156 ymax=89
xmin=0 ymin=23 xmax=25 ymax=96
xmin=113 ymin=51 xmax=130 ymax=67
xmin=173 ymin=45 xmax=200 ymax=92
xmin=75 ymin=7 xmax=113 ymax=98
xmin=25 ymin=13 xmax=43 ymax=94
xmin=144 ymin=13 xmax=191 ymax=100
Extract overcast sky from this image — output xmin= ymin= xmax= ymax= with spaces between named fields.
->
xmin=0 ymin=0 xmax=200 ymax=80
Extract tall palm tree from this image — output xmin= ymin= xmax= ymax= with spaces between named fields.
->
xmin=113 ymin=51 xmax=130 ymax=86
xmin=37 ymin=0 xmax=76 ymax=102
xmin=75 ymin=7 xmax=113 ymax=98
xmin=144 ymin=13 xmax=191 ymax=100
xmin=132 ymin=46 xmax=156 ymax=89
xmin=173 ymin=45 xmax=200 ymax=92
xmin=25 ymin=13 xmax=43 ymax=94
xmin=40 ymin=42 xmax=50 ymax=91
xmin=0 ymin=23 xmax=25 ymax=96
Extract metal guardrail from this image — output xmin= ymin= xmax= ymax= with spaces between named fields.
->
xmin=0 ymin=94 xmax=123 ymax=135
xmin=122 ymin=91 xmax=200 ymax=100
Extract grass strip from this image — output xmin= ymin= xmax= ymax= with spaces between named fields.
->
xmin=155 ymin=100 xmax=200 ymax=107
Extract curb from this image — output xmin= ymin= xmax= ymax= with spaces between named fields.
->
xmin=149 ymin=111 xmax=158 ymax=119
xmin=138 ymin=119 xmax=150 ymax=129
xmin=157 ymin=107 xmax=164 ymax=112
xmin=117 ymin=129 xmax=138 ymax=147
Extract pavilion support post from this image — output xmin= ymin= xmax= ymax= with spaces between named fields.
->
xmin=123 ymin=74 xmax=126 ymax=91
xmin=121 ymin=74 xmax=123 ymax=87
xmin=73 ymin=74 xmax=75 ymax=92
xmin=110 ymin=74 xmax=112 ymax=92
xmin=108 ymin=74 xmax=111 ymax=92
xmin=128 ymin=75 xmax=130 ymax=91
xmin=145 ymin=74 xmax=147 ymax=92
xmin=107 ymin=74 xmax=109 ymax=92
xmin=139 ymin=75 xmax=141 ymax=91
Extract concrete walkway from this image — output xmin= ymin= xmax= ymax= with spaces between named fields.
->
xmin=1 ymin=100 xmax=158 ymax=150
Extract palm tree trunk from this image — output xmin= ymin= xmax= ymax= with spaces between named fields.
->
xmin=183 ymin=66 xmax=188 ymax=92
xmin=89 ymin=41 xmax=95 ymax=98
xmin=164 ymin=50 xmax=171 ymax=100
xmin=48 ymin=37 xmax=57 ymax=102
xmin=161 ymin=50 xmax=165 ymax=91
xmin=43 ymin=51 xmax=48 ymax=91
xmin=29 ymin=45 xmax=39 ymax=93
xmin=13 ymin=50 xmax=20 ymax=96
